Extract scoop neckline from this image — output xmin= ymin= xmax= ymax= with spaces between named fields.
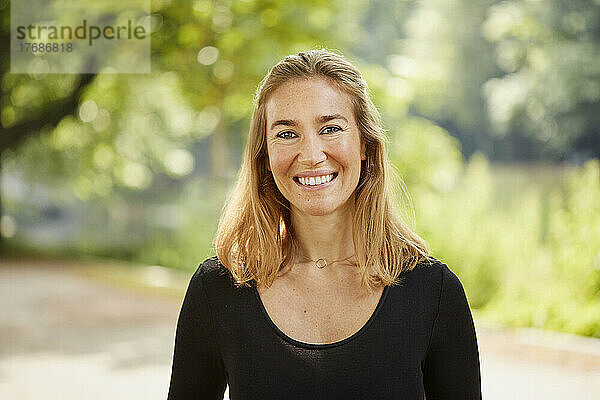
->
xmin=253 ymin=283 xmax=390 ymax=350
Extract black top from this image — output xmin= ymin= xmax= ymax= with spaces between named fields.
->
xmin=168 ymin=256 xmax=482 ymax=399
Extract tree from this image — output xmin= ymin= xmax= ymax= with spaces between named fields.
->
xmin=0 ymin=0 xmax=364 ymax=250
xmin=397 ymin=0 xmax=600 ymax=161
xmin=400 ymin=0 xmax=500 ymax=158
xmin=481 ymin=0 xmax=600 ymax=160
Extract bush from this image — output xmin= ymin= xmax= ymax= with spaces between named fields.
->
xmin=409 ymin=156 xmax=600 ymax=338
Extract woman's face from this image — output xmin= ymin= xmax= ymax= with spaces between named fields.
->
xmin=265 ymin=77 xmax=366 ymax=218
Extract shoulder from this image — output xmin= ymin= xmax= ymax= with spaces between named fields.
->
xmin=411 ymin=257 xmax=473 ymax=318
xmin=189 ymin=256 xmax=233 ymax=290
xmin=192 ymin=256 xmax=236 ymax=285
xmin=190 ymin=256 xmax=241 ymax=297
xmin=190 ymin=257 xmax=256 ymax=318
xmin=195 ymin=256 xmax=231 ymax=279
xmin=400 ymin=256 xmax=446 ymax=280
xmin=383 ymin=257 xmax=470 ymax=328
xmin=398 ymin=256 xmax=466 ymax=296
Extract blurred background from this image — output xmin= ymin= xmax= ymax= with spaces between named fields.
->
xmin=1 ymin=0 xmax=599 ymax=398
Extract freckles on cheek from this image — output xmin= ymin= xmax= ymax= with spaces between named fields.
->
xmin=270 ymin=152 xmax=294 ymax=178
xmin=276 ymin=162 xmax=293 ymax=179
xmin=337 ymin=141 xmax=360 ymax=161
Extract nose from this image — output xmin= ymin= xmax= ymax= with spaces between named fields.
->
xmin=297 ymin=134 xmax=326 ymax=165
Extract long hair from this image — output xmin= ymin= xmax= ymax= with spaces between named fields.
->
xmin=214 ymin=49 xmax=429 ymax=290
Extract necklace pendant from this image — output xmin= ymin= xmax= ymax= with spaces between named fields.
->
xmin=315 ymin=258 xmax=327 ymax=268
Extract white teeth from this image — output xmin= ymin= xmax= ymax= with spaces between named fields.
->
xmin=297 ymin=174 xmax=334 ymax=186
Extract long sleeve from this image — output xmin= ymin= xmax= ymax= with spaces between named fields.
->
xmin=422 ymin=263 xmax=482 ymax=400
xmin=168 ymin=266 xmax=227 ymax=399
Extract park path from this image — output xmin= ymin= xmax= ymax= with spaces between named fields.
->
xmin=0 ymin=258 xmax=599 ymax=399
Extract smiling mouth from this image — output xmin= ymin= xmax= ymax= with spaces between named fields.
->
xmin=293 ymin=172 xmax=338 ymax=187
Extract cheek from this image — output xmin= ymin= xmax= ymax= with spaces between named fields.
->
xmin=336 ymin=141 xmax=363 ymax=168
xmin=267 ymin=147 xmax=295 ymax=177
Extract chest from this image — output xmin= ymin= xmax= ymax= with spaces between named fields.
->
xmin=215 ymin=281 xmax=433 ymax=400
xmin=256 ymin=279 xmax=385 ymax=345
xmin=208 ymin=267 xmax=440 ymax=400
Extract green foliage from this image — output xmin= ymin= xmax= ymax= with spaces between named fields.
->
xmin=401 ymin=0 xmax=499 ymax=156
xmin=413 ymin=157 xmax=600 ymax=337
xmin=389 ymin=117 xmax=463 ymax=193
xmin=482 ymin=0 xmax=600 ymax=159
xmin=415 ymin=154 xmax=504 ymax=308
xmin=2 ymin=0 xmax=361 ymax=195
xmin=397 ymin=0 xmax=600 ymax=160
xmin=134 ymin=176 xmax=230 ymax=271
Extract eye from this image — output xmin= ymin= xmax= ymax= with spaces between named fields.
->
xmin=321 ymin=126 xmax=342 ymax=134
xmin=276 ymin=131 xmax=297 ymax=139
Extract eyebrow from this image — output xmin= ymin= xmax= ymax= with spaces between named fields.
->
xmin=269 ymin=114 xmax=349 ymax=131
xmin=317 ymin=114 xmax=348 ymax=124
xmin=270 ymin=119 xmax=296 ymax=130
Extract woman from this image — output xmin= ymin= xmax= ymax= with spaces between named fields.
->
xmin=168 ymin=49 xmax=481 ymax=399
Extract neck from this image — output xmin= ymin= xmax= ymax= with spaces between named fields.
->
xmin=290 ymin=201 xmax=356 ymax=264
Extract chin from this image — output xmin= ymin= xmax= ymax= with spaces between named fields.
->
xmin=304 ymin=208 xmax=333 ymax=217
xmin=294 ymin=202 xmax=340 ymax=217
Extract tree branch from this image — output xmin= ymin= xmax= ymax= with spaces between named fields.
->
xmin=1 ymin=72 xmax=96 ymax=153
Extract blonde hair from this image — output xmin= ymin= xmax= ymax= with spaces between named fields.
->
xmin=214 ymin=49 xmax=429 ymax=290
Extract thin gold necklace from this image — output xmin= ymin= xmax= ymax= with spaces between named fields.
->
xmin=296 ymin=253 xmax=356 ymax=269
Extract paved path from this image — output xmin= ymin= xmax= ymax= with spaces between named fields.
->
xmin=0 ymin=259 xmax=598 ymax=399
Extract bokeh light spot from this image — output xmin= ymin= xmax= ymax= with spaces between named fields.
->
xmin=197 ymin=46 xmax=219 ymax=65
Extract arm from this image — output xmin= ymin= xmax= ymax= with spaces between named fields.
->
xmin=168 ymin=265 xmax=227 ymax=399
xmin=422 ymin=263 xmax=482 ymax=400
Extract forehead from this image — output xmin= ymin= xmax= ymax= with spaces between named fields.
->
xmin=265 ymin=77 xmax=355 ymax=123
